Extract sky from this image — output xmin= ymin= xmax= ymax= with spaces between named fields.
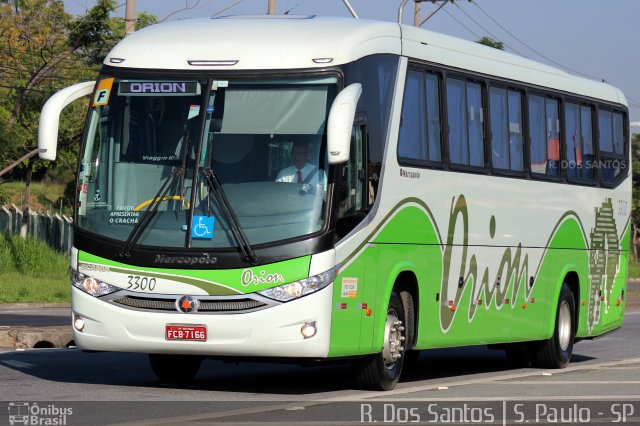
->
xmin=65 ymin=0 xmax=640 ymax=131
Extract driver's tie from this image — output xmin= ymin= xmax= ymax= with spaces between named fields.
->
xmin=296 ymin=170 xmax=303 ymax=184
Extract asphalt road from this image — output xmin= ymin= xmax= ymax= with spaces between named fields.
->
xmin=0 ymin=308 xmax=70 ymax=327
xmin=0 ymin=309 xmax=639 ymax=425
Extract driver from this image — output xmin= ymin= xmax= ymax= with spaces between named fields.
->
xmin=275 ymin=141 xmax=326 ymax=188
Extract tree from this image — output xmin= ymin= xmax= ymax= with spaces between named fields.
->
xmin=1 ymin=1 xmax=111 ymax=171
xmin=0 ymin=0 xmax=157 ymax=229
xmin=0 ymin=0 xmax=115 ymax=228
xmin=476 ymin=36 xmax=504 ymax=50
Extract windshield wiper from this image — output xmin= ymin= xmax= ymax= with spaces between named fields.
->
xmin=118 ymin=118 xmax=193 ymax=259
xmin=118 ymin=167 xmax=184 ymax=259
xmin=201 ymin=168 xmax=258 ymax=265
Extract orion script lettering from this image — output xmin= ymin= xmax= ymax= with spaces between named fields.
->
xmin=241 ymin=269 xmax=285 ymax=286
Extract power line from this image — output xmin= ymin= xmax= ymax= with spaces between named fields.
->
xmin=442 ymin=7 xmax=481 ymax=40
xmin=284 ymin=2 xmax=300 ymax=15
xmin=451 ymin=1 xmax=526 ymax=57
xmin=626 ymin=95 xmax=640 ymax=106
xmin=212 ymin=0 xmax=247 ymax=17
xmin=469 ymin=0 xmax=601 ymax=80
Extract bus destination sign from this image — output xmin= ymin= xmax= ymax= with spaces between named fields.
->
xmin=118 ymin=81 xmax=200 ymax=96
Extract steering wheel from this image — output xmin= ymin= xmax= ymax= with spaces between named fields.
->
xmin=134 ymin=195 xmax=190 ymax=211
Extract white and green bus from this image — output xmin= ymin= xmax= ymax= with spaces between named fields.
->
xmin=38 ymin=11 xmax=631 ymax=390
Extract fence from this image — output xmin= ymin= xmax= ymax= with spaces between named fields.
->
xmin=0 ymin=204 xmax=73 ymax=255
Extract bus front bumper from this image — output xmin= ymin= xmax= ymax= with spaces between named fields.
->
xmin=71 ymin=284 xmax=333 ymax=358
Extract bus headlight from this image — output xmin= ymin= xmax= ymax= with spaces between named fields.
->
xmin=258 ymin=266 xmax=338 ymax=302
xmin=71 ymin=269 xmax=120 ymax=297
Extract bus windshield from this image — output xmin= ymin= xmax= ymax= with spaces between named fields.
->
xmin=76 ymin=75 xmax=337 ymax=250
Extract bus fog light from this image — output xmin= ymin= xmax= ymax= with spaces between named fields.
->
xmin=301 ymin=321 xmax=317 ymax=339
xmin=74 ymin=317 xmax=85 ymax=332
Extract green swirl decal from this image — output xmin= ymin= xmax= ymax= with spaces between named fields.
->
xmin=588 ymin=198 xmax=620 ymax=333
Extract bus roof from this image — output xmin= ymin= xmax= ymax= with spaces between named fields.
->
xmin=105 ymin=16 xmax=401 ymax=71
xmin=104 ymin=15 xmax=626 ymax=106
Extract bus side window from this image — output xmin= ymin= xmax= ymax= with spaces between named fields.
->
xmin=336 ymin=124 xmax=367 ymax=240
xmin=398 ymin=69 xmax=441 ymax=164
xmin=565 ymin=102 xmax=594 ymax=182
xmin=446 ymin=78 xmax=484 ymax=167
xmin=599 ymin=109 xmax=626 ymax=185
xmin=529 ymin=95 xmax=560 ymax=177
xmin=398 ymin=69 xmax=427 ymax=161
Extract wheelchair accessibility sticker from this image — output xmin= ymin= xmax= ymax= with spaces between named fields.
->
xmin=192 ymin=216 xmax=214 ymax=239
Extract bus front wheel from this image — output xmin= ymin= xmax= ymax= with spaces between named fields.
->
xmin=149 ymin=354 xmax=202 ymax=383
xmin=533 ymin=283 xmax=576 ymax=368
xmin=352 ymin=290 xmax=407 ymax=390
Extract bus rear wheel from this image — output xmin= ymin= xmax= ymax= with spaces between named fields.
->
xmin=149 ymin=354 xmax=202 ymax=383
xmin=533 ymin=283 xmax=576 ymax=368
xmin=352 ymin=290 xmax=407 ymax=390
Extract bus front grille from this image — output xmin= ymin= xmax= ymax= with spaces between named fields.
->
xmin=109 ymin=294 xmax=270 ymax=313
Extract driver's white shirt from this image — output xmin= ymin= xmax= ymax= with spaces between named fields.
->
xmin=275 ymin=163 xmax=326 ymax=187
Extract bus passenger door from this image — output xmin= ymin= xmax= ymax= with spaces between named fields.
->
xmin=333 ymin=119 xmax=376 ymax=355
xmin=335 ymin=118 xmax=368 ymax=240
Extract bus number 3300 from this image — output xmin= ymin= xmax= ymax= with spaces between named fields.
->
xmin=127 ymin=275 xmax=157 ymax=291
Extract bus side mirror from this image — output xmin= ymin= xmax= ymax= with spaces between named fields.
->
xmin=38 ymin=81 xmax=96 ymax=161
xmin=327 ymin=83 xmax=362 ymax=164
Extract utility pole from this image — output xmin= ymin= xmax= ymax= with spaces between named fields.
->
xmin=413 ymin=0 xmax=450 ymax=27
xmin=125 ymin=0 xmax=136 ymax=36
xmin=414 ymin=1 xmax=421 ymax=27
xmin=268 ymin=0 xmax=276 ymax=15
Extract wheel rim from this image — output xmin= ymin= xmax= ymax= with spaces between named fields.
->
xmin=382 ymin=308 xmax=405 ymax=368
xmin=558 ymin=300 xmax=572 ymax=352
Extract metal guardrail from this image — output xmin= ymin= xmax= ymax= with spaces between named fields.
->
xmin=0 ymin=204 xmax=73 ymax=255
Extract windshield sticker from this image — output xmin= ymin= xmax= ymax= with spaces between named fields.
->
xmin=109 ymin=210 xmax=140 ymax=225
xmin=77 ymin=183 xmax=88 ymax=194
xmin=211 ymin=80 xmax=228 ymax=90
xmin=341 ymin=277 xmax=358 ymax=298
xmin=141 ymin=155 xmax=178 ymax=162
xmin=118 ymin=81 xmax=200 ymax=96
xmin=192 ymin=215 xmax=214 ymax=239
xmin=93 ymin=77 xmax=114 ymax=106
xmin=188 ymin=105 xmax=200 ymax=120
xmin=241 ymin=269 xmax=285 ymax=287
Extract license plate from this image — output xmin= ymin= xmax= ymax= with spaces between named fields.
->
xmin=165 ymin=324 xmax=207 ymax=341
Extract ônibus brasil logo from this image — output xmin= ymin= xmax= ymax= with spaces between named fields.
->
xmin=8 ymin=402 xmax=72 ymax=425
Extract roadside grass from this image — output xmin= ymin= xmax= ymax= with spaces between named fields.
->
xmin=0 ymin=234 xmax=69 ymax=303
xmin=0 ymin=181 xmax=67 ymax=213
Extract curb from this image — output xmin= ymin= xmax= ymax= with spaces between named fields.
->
xmin=0 ymin=303 xmax=71 ymax=311
xmin=0 ymin=326 xmax=73 ymax=349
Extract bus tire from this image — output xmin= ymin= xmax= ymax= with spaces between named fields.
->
xmin=533 ymin=283 xmax=575 ymax=368
xmin=352 ymin=290 xmax=407 ymax=390
xmin=149 ymin=354 xmax=202 ymax=382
